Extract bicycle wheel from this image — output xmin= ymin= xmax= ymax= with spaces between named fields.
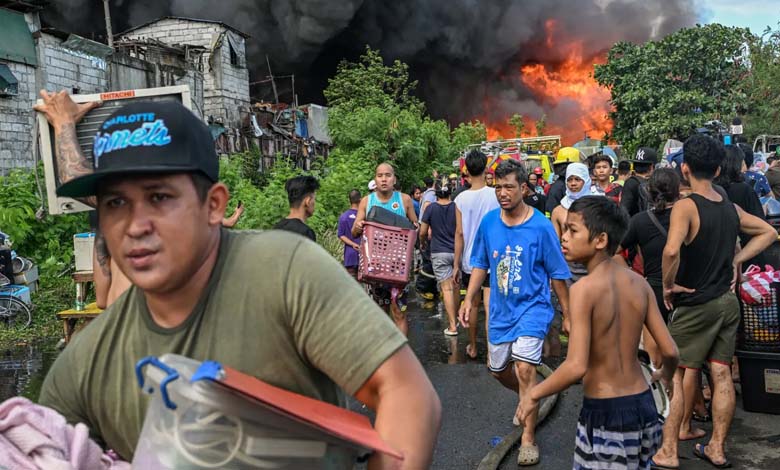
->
xmin=0 ymin=296 xmax=32 ymax=329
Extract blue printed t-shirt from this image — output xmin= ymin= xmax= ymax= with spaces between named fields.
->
xmin=470 ymin=209 xmax=571 ymax=343
xmin=337 ymin=208 xmax=360 ymax=267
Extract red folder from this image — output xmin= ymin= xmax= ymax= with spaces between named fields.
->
xmin=200 ymin=363 xmax=404 ymax=461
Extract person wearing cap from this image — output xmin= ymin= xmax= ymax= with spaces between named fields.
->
xmin=621 ymin=147 xmax=658 ymax=217
xmin=545 ymin=147 xmax=579 ymax=214
xmin=531 ymin=167 xmax=549 ymax=195
xmin=34 ymin=90 xmax=441 ymax=468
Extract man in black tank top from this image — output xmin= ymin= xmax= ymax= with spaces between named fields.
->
xmin=652 ymin=135 xmax=776 ymax=469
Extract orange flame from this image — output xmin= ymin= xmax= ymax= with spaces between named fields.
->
xmin=482 ymin=19 xmax=612 ymax=145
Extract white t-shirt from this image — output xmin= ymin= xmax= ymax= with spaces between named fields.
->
xmin=455 ymin=186 xmax=500 ymax=273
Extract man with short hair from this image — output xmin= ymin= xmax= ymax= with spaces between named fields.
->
xmin=591 ymin=153 xmax=622 ymax=203
xmin=485 ymin=172 xmax=495 ymax=187
xmin=35 ymin=91 xmax=441 ymax=469
xmin=454 ymin=150 xmax=500 ymax=359
xmin=460 ymin=159 xmax=570 ymax=466
xmin=616 ymin=160 xmax=631 ymax=186
xmin=274 ymin=175 xmax=319 ymax=241
xmin=621 ymin=147 xmax=657 ymax=217
xmin=338 ymin=189 xmax=362 ymax=278
xmin=651 ymin=134 xmax=775 ymax=469
xmin=353 ymin=162 xmax=418 ymax=335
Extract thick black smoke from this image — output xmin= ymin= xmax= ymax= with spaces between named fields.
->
xmin=42 ymin=0 xmax=698 ymax=128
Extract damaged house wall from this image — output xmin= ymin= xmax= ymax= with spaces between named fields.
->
xmin=1 ymin=7 xmax=110 ymax=172
xmin=117 ymin=17 xmax=250 ymax=129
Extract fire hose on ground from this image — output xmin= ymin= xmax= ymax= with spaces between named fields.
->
xmin=477 ymin=363 xmax=558 ymax=470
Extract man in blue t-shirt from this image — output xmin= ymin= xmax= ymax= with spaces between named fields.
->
xmin=459 ymin=159 xmax=570 ymax=467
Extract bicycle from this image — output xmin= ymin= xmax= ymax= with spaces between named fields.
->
xmin=0 ymin=287 xmax=32 ymax=329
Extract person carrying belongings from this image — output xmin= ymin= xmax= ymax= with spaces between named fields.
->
xmin=352 ymin=162 xmax=419 ymax=336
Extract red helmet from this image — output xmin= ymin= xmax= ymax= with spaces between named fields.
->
xmin=533 ymin=167 xmax=543 ymax=175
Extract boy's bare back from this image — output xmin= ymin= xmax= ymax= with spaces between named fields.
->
xmin=575 ymin=259 xmax=654 ymax=398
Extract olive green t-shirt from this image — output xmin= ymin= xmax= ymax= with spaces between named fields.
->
xmin=38 ymin=229 xmax=407 ymax=461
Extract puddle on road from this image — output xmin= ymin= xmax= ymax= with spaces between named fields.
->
xmin=405 ymin=293 xmax=489 ymax=366
xmin=0 ymin=340 xmax=59 ymax=403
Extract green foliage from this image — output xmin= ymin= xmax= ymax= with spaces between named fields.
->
xmin=451 ymin=121 xmax=487 ymax=152
xmin=509 ymin=114 xmax=525 ymax=138
xmin=324 ymin=46 xmax=423 ymax=115
xmin=0 ymin=167 xmax=89 ymax=274
xmin=595 ymin=24 xmax=752 ymax=154
xmin=219 ymin=155 xmax=303 ymax=230
xmin=534 ymin=114 xmax=547 ymax=137
xmin=743 ymin=25 xmax=780 ymax=139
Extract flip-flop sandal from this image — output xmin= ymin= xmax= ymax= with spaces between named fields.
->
xmin=693 ymin=443 xmax=732 ymax=468
xmin=649 ymin=459 xmax=679 ymax=470
xmin=692 ymin=411 xmax=712 ymax=422
xmin=443 ymin=328 xmax=458 ymax=336
xmin=517 ymin=444 xmax=539 ymax=466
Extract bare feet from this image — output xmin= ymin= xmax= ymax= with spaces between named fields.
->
xmin=679 ymin=427 xmax=707 ymax=441
xmin=466 ymin=344 xmax=477 ymax=359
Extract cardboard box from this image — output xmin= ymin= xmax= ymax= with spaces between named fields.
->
xmin=73 ymin=233 xmax=95 ymax=272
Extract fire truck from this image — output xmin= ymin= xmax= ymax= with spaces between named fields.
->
xmin=458 ymin=135 xmax=562 ymax=183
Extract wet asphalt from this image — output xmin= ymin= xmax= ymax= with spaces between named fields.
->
xmin=360 ymin=291 xmax=780 ymax=469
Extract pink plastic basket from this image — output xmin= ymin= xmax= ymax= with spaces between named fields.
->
xmin=358 ymin=221 xmax=416 ymax=285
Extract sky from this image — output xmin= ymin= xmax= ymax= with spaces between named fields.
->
xmin=703 ymin=0 xmax=780 ymax=34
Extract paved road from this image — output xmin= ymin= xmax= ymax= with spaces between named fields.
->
xmin=384 ymin=295 xmax=780 ymax=469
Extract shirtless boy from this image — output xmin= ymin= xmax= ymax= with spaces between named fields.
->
xmin=520 ymin=196 xmax=679 ymax=470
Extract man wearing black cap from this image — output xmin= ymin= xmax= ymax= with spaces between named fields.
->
xmin=33 ymin=90 xmax=440 ymax=468
xmin=621 ymin=147 xmax=658 ymax=217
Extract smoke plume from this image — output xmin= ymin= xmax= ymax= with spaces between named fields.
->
xmin=42 ymin=0 xmax=699 ymax=140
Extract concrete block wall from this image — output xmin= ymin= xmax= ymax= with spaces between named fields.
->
xmin=0 ymin=61 xmax=36 ymax=171
xmin=119 ymin=19 xmax=249 ymax=128
xmin=40 ymin=34 xmax=109 ymax=94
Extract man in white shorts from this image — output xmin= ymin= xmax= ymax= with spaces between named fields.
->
xmin=460 ymin=160 xmax=570 ymax=466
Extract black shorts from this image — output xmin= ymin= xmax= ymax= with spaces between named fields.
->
xmin=461 ymin=271 xmax=490 ymax=290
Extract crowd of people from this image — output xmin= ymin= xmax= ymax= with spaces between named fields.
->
xmin=32 ymin=89 xmax=780 ymax=470
xmin=312 ymin=137 xmax=777 ymax=468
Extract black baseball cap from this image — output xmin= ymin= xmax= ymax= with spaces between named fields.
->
xmin=629 ymin=147 xmax=658 ymax=163
xmin=56 ymin=100 xmax=218 ymax=198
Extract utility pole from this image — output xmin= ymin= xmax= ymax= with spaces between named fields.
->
xmin=102 ymin=0 xmax=113 ymax=48
xmin=266 ymin=55 xmax=279 ymax=105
